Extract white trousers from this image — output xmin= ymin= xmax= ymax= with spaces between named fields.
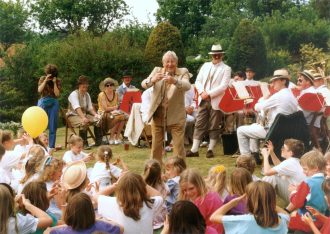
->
xmin=237 ymin=123 xmax=267 ymax=155
xmin=263 ymin=175 xmax=290 ymax=204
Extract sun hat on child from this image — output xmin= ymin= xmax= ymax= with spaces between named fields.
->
xmin=62 ymin=161 xmax=87 ymax=190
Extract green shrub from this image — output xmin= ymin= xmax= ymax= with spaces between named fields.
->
xmin=227 ymin=19 xmax=267 ymax=79
xmin=144 ymin=22 xmax=185 ymax=66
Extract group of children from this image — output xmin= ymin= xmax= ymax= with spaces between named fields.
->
xmin=0 ymin=127 xmax=330 ymax=234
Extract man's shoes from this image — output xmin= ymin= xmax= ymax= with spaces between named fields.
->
xmin=252 ymin=152 xmax=262 ymax=165
xmin=206 ymin=150 xmax=214 ymax=158
xmin=186 ymin=150 xmax=199 ymax=157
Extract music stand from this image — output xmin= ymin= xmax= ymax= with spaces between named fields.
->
xmin=218 ymin=87 xmax=245 ymax=113
xmin=120 ymin=90 xmax=142 ymax=115
xmin=298 ymin=93 xmax=324 ymax=112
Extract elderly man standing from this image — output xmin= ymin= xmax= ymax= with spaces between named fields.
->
xmin=186 ymin=44 xmax=231 ymax=158
xmin=142 ymin=51 xmax=191 ymax=162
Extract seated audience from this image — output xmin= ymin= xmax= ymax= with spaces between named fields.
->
xmin=205 ymin=164 xmax=228 ymax=201
xmin=49 ymin=193 xmax=122 ymax=234
xmin=236 ymin=155 xmax=260 ymax=181
xmin=286 ymin=150 xmax=328 ymax=233
xmin=164 ymin=156 xmax=187 ymax=213
xmin=98 ymin=172 xmax=163 ymax=234
xmin=261 ymin=139 xmax=306 ymax=204
xmin=223 ymin=168 xmax=252 ymax=215
xmin=98 ymin=77 xmax=126 ymax=145
xmin=161 ymin=200 xmax=216 ymax=234
xmin=179 ymin=168 xmax=223 ymax=234
xmin=62 ymin=135 xmax=93 ymax=164
xmin=67 ymin=75 xmax=102 ymax=148
xmin=210 ymin=181 xmax=289 ymax=233
xmin=0 ymin=183 xmax=52 ymax=233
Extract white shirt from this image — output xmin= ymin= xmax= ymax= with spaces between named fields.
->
xmin=98 ymin=195 xmax=163 ymax=234
xmin=67 ymin=90 xmax=94 ymax=115
xmin=8 ymin=213 xmax=38 ymax=234
xmin=90 ymin=161 xmax=122 ymax=183
xmin=140 ymin=87 xmax=153 ymax=123
xmin=0 ymin=150 xmax=20 ymax=181
xmin=62 ymin=150 xmax=88 ymax=164
xmin=273 ymin=157 xmax=306 ymax=186
xmin=254 ymin=88 xmax=298 ymax=127
xmin=241 ymin=79 xmax=260 ymax=86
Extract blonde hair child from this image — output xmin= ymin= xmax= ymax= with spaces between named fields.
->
xmin=18 ymin=145 xmax=46 ymax=194
xmin=223 ymin=167 xmax=252 ymax=215
xmin=164 ymin=156 xmax=187 ymax=212
xmin=205 ymin=164 xmax=228 ymax=200
xmin=39 ymin=157 xmax=65 ymax=220
xmin=62 ymin=135 xmax=93 ymax=164
xmin=90 ymin=145 xmax=127 ymax=191
xmin=179 ymin=168 xmax=223 ymax=234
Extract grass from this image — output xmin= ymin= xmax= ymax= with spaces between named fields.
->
xmin=53 ymin=127 xmax=262 ymax=177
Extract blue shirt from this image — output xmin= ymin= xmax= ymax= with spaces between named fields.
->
xmin=222 ymin=213 xmax=289 ymax=234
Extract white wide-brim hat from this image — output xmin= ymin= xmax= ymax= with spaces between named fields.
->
xmin=208 ymin=44 xmax=225 ymax=54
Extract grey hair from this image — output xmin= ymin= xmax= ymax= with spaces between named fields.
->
xmin=162 ymin=51 xmax=178 ymax=64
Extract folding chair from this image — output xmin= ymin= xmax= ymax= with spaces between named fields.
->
xmin=264 ymin=111 xmax=311 ymax=161
xmin=60 ymin=108 xmax=95 ymax=148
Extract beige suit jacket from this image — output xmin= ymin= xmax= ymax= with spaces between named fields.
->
xmin=141 ymin=67 xmax=191 ymax=126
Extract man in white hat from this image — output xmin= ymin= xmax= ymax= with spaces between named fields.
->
xmin=236 ymin=69 xmax=298 ymax=164
xmin=297 ymin=70 xmax=317 ymax=125
xmin=186 ymin=44 xmax=231 ymax=158
xmin=311 ymin=70 xmax=329 ymax=150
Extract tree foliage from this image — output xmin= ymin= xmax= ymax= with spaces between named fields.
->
xmin=144 ymin=22 xmax=185 ymax=67
xmin=31 ymin=0 xmax=128 ymax=35
xmin=0 ymin=0 xmax=29 ymax=48
xmin=227 ymin=19 xmax=267 ymax=79
xmin=0 ymin=25 xmax=152 ymax=122
xmin=257 ymin=6 xmax=330 ymax=56
xmin=156 ymin=0 xmax=211 ymax=44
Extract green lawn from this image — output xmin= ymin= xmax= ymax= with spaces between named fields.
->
xmin=53 ymin=127 xmax=262 ymax=177
xmin=53 ymin=126 xmax=286 ymax=210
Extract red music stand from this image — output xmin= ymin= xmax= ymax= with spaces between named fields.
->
xmin=298 ymin=93 xmax=324 ymax=112
xmin=218 ymin=87 xmax=245 ymax=113
xmin=291 ymin=88 xmax=301 ymax=98
xmin=246 ymin=86 xmax=263 ymax=110
xmin=120 ymin=91 xmax=142 ymax=115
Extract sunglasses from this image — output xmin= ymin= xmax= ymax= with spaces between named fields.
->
xmin=105 ymin=83 xmax=115 ymax=87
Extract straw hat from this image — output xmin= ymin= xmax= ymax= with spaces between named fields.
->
xmin=62 ymin=161 xmax=87 ymax=190
xmin=270 ymin=69 xmax=290 ymax=82
xmin=208 ymin=44 xmax=225 ymax=54
xmin=99 ymin=77 xmax=119 ymax=91
xmin=298 ymin=70 xmax=315 ymax=83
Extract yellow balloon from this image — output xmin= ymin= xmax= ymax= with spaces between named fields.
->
xmin=21 ymin=106 xmax=48 ymax=138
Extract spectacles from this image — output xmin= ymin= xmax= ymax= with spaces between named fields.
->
xmin=297 ymin=79 xmax=303 ymax=83
xmin=105 ymin=83 xmax=115 ymax=87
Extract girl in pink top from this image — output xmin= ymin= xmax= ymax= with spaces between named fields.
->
xmin=179 ymin=168 xmax=223 ymax=234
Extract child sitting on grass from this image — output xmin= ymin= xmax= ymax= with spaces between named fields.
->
xmin=62 ymin=135 xmax=94 ymax=164
xmin=286 ymin=150 xmax=328 ymax=233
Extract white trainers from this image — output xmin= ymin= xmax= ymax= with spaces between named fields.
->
xmin=109 ymin=140 xmax=115 ymax=145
